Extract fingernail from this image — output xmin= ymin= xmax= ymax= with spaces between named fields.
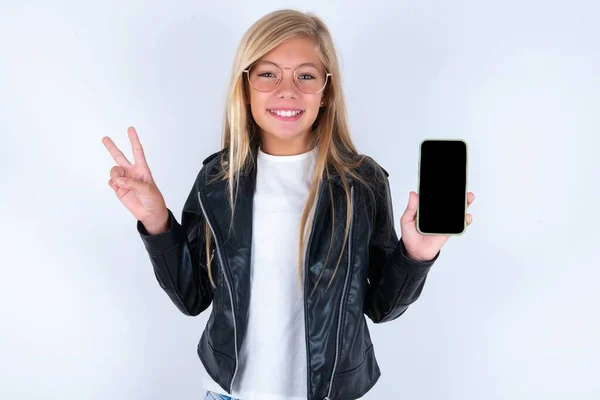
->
xmin=118 ymin=178 xmax=125 ymax=185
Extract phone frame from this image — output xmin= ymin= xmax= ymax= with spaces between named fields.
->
xmin=416 ymin=138 xmax=469 ymax=236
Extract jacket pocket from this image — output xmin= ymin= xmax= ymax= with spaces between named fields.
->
xmin=332 ymin=343 xmax=381 ymax=399
xmin=197 ymin=332 xmax=235 ymax=392
xmin=335 ymin=343 xmax=372 ymax=377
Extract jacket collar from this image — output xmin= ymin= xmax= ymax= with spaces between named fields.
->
xmin=201 ymin=148 xmax=356 ymax=190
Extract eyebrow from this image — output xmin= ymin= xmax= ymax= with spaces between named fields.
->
xmin=258 ymin=60 xmax=322 ymax=69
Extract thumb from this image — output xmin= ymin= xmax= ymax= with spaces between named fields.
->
xmin=115 ymin=177 xmax=148 ymax=193
xmin=401 ymin=191 xmax=418 ymax=224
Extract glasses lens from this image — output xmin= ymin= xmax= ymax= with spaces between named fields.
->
xmin=248 ymin=62 xmax=280 ymax=92
xmin=295 ymin=65 xmax=327 ymax=94
xmin=247 ymin=62 xmax=328 ymax=94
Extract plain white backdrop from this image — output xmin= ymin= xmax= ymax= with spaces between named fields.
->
xmin=1 ymin=0 xmax=599 ymax=399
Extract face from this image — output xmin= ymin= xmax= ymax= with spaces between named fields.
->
xmin=246 ymin=37 xmax=328 ymax=155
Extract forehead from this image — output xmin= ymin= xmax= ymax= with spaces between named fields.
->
xmin=258 ymin=37 xmax=323 ymax=68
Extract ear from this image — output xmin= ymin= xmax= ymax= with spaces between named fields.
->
xmin=320 ymin=88 xmax=330 ymax=107
xmin=242 ymin=78 xmax=251 ymax=105
xmin=319 ymin=93 xmax=327 ymax=107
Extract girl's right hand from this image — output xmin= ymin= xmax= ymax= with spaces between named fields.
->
xmin=102 ymin=127 xmax=169 ymax=234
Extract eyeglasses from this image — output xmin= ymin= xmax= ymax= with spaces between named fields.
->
xmin=243 ymin=61 xmax=331 ymax=94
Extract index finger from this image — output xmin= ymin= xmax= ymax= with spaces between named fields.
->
xmin=102 ymin=136 xmax=132 ymax=168
xmin=128 ymin=127 xmax=148 ymax=167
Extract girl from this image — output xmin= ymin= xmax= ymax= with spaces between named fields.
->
xmin=103 ymin=9 xmax=474 ymax=400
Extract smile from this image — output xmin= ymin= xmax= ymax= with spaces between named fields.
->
xmin=267 ymin=109 xmax=305 ymax=121
xmin=268 ymin=109 xmax=304 ymax=117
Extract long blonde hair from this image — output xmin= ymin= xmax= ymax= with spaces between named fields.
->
xmin=204 ymin=9 xmax=374 ymax=296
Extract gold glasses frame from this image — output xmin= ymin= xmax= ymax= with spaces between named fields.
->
xmin=243 ymin=61 xmax=332 ymax=94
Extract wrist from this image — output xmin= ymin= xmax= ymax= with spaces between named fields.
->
xmin=401 ymin=239 xmax=434 ymax=262
xmin=143 ymin=211 xmax=170 ymax=235
xmin=405 ymin=251 xmax=426 ymax=262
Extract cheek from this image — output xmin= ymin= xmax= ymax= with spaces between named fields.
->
xmin=249 ymin=92 xmax=267 ymax=118
xmin=303 ymin=97 xmax=322 ymax=120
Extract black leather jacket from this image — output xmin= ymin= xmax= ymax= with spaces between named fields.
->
xmin=137 ymin=149 xmax=440 ymax=400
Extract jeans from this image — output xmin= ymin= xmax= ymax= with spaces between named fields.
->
xmin=204 ymin=391 xmax=240 ymax=400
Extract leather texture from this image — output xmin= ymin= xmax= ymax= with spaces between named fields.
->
xmin=137 ymin=148 xmax=440 ymax=400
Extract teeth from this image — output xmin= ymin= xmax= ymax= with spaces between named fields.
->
xmin=270 ymin=109 xmax=302 ymax=117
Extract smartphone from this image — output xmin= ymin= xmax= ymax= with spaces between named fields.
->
xmin=416 ymin=139 xmax=468 ymax=236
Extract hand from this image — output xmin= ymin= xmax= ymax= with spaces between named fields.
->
xmin=399 ymin=191 xmax=475 ymax=261
xmin=102 ymin=127 xmax=169 ymax=234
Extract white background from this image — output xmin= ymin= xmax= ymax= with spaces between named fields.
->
xmin=1 ymin=0 xmax=598 ymax=399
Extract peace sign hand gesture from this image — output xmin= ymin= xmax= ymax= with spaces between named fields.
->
xmin=102 ymin=127 xmax=169 ymax=234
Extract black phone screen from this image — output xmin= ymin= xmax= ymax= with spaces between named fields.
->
xmin=417 ymin=139 xmax=468 ymax=235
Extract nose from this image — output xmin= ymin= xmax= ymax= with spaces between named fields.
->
xmin=275 ymin=68 xmax=299 ymax=99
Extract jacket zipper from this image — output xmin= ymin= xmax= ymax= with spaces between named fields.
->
xmin=304 ymin=181 xmax=326 ymax=400
xmin=197 ymin=192 xmax=239 ymax=393
xmin=324 ymin=185 xmax=354 ymax=400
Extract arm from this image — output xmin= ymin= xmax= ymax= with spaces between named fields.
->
xmin=363 ymin=167 xmax=439 ymax=323
xmin=136 ymin=171 xmax=214 ymax=316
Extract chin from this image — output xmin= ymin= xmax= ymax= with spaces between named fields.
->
xmin=256 ymin=111 xmax=316 ymax=140
xmin=261 ymin=127 xmax=307 ymax=142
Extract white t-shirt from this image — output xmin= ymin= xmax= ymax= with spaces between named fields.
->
xmin=201 ymin=145 xmax=319 ymax=399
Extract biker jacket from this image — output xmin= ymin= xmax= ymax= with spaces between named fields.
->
xmin=137 ymin=148 xmax=440 ymax=400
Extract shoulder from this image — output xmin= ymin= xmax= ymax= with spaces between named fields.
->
xmin=344 ymin=154 xmax=392 ymax=211
xmin=352 ymin=154 xmax=390 ymax=190
xmin=191 ymin=148 xmax=229 ymax=188
xmin=183 ymin=148 xmax=227 ymax=213
xmin=202 ymin=148 xmax=228 ymax=167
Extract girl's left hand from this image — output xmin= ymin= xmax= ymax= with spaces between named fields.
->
xmin=400 ymin=191 xmax=475 ymax=262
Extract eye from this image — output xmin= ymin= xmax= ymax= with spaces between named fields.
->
xmin=259 ymin=72 xmax=276 ymax=78
xmin=298 ymin=74 xmax=315 ymax=80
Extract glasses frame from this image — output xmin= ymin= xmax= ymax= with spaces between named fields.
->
xmin=243 ymin=61 xmax=332 ymax=94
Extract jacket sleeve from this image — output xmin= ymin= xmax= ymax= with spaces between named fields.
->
xmin=136 ymin=170 xmax=214 ymax=316
xmin=363 ymin=165 xmax=440 ymax=323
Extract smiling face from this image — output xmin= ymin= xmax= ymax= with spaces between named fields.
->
xmin=246 ymin=37 xmax=328 ymax=155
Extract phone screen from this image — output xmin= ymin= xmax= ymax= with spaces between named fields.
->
xmin=417 ymin=139 xmax=468 ymax=235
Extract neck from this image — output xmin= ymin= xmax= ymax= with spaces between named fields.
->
xmin=259 ymin=132 xmax=311 ymax=156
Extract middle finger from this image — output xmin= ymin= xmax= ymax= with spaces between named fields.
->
xmin=467 ymin=192 xmax=475 ymax=206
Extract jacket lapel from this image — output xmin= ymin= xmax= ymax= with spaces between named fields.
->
xmin=199 ymin=171 xmax=255 ymax=313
